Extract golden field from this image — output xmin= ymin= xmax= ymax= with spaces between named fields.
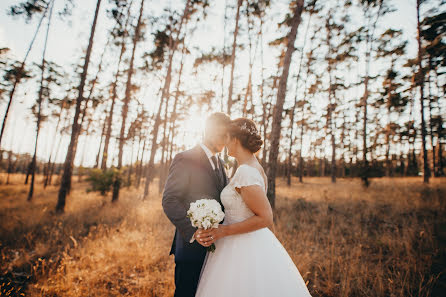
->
xmin=0 ymin=174 xmax=445 ymax=297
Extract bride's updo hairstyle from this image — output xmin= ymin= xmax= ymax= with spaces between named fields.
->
xmin=228 ymin=118 xmax=263 ymax=153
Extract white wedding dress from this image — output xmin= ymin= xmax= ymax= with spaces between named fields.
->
xmin=195 ymin=164 xmax=312 ymax=297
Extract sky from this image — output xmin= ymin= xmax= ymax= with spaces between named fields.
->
xmin=0 ymin=0 xmax=432 ymax=167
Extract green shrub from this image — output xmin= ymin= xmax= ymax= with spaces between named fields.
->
xmin=86 ymin=168 xmax=121 ymax=196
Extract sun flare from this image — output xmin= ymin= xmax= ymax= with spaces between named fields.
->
xmin=180 ymin=111 xmax=209 ymax=149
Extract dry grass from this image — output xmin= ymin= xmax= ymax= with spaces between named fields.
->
xmin=274 ymin=177 xmax=446 ymax=297
xmin=0 ymin=174 xmax=445 ymax=297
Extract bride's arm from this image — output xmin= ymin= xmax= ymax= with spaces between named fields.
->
xmin=196 ymin=185 xmax=273 ymax=247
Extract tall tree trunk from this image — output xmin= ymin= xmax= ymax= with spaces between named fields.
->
xmin=259 ymin=14 xmax=266 ymax=166
xmin=438 ymin=119 xmax=444 ymax=176
xmin=127 ymin=137 xmax=135 ymax=187
xmin=360 ymin=2 xmax=384 ymax=187
xmin=330 ymin=116 xmax=336 ymax=183
xmin=287 ymin=13 xmax=312 ymax=186
xmin=267 ymin=1 xmax=304 ymax=208
xmin=227 ymin=0 xmax=243 ymax=115
xmin=298 ymin=46 xmax=316 ymax=183
xmin=101 ymin=84 xmax=117 ymax=170
xmin=136 ymin=138 xmax=147 ymax=188
xmin=158 ymin=97 xmax=170 ymax=193
xmin=75 ymin=31 xmax=111 ymax=172
xmin=112 ymin=0 xmax=145 ymax=202
xmin=56 ymin=0 xmax=102 ymax=213
xmin=28 ymin=0 xmax=55 ymax=201
xmin=101 ymin=2 xmax=133 ymax=171
xmin=143 ymin=0 xmax=191 ymax=198
xmin=361 ymin=59 xmax=370 ymax=185
xmin=340 ymin=114 xmax=347 ymax=178
xmin=385 ymin=104 xmax=391 ymax=176
xmin=416 ymin=0 xmax=429 ymax=183
xmin=132 ymin=131 xmax=142 ymax=185
xmin=220 ymin=0 xmax=229 ymax=111
xmin=6 ymin=151 xmax=14 ymax=185
xmin=242 ymin=0 xmax=256 ymax=118
xmin=327 ymin=61 xmax=336 ymax=183
xmin=75 ymin=33 xmax=110 ymax=165
xmin=287 ymin=119 xmax=295 ymax=186
xmin=298 ymin=100 xmax=306 ymax=183
xmin=48 ymin=114 xmax=69 ymax=186
xmin=44 ymin=99 xmax=66 ymax=187
xmin=261 ymin=63 xmax=281 ymax=167
xmin=434 ymin=69 xmax=444 ymax=176
xmin=427 ymin=62 xmax=436 ymax=176
xmin=95 ymin=115 xmax=107 ymax=168
xmin=25 ymin=157 xmax=32 ymax=184
xmin=167 ymin=41 xmax=186 ymax=163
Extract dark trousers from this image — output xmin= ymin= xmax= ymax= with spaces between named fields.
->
xmin=174 ymin=259 xmax=205 ymax=297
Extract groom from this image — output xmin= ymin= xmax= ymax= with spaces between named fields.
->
xmin=162 ymin=112 xmax=231 ymax=297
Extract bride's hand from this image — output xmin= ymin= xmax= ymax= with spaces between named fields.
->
xmin=196 ymin=226 xmax=228 ymax=246
xmin=206 ymin=225 xmax=228 ymax=244
xmin=195 ymin=228 xmax=213 ymax=247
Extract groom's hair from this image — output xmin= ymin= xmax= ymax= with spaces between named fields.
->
xmin=204 ymin=112 xmax=231 ymax=135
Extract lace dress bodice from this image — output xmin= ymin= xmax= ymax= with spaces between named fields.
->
xmin=221 ymin=164 xmax=267 ymax=225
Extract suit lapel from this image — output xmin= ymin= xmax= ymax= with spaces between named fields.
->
xmin=193 ymin=145 xmax=221 ymax=190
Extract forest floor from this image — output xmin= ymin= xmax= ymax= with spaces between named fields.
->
xmin=0 ymin=174 xmax=445 ymax=297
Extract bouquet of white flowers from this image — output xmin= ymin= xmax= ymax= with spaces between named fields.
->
xmin=187 ymin=198 xmax=225 ymax=252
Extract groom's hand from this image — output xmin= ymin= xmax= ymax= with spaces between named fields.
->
xmin=195 ymin=228 xmax=213 ymax=247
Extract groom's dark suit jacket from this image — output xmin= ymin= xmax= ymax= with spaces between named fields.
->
xmin=162 ymin=145 xmax=228 ymax=262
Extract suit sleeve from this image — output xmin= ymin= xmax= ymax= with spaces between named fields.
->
xmin=162 ymin=153 xmax=196 ymax=242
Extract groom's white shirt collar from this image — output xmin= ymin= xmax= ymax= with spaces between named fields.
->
xmin=199 ymin=143 xmax=219 ymax=170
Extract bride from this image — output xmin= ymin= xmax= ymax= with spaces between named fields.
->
xmin=194 ymin=118 xmax=312 ymax=297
